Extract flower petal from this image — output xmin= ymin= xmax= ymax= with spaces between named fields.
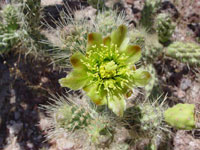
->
xmin=103 ymin=36 xmax=111 ymax=47
xmin=125 ymin=45 xmax=141 ymax=64
xmin=131 ymin=69 xmax=151 ymax=86
xmin=111 ymin=24 xmax=127 ymax=47
xmin=83 ymin=83 xmax=106 ymax=105
xmin=59 ymin=70 xmax=90 ymax=90
xmin=108 ymin=95 xmax=126 ymax=117
xmin=70 ymin=52 xmax=86 ymax=69
xmin=119 ymin=37 xmax=129 ymax=51
xmin=87 ymin=32 xmax=103 ymax=51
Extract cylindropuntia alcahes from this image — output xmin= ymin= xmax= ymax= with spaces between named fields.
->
xmin=155 ymin=13 xmax=175 ymax=44
xmin=166 ymin=41 xmax=200 ymax=66
xmin=164 ymin=103 xmax=195 ymax=130
xmin=59 ymin=25 xmax=151 ymax=117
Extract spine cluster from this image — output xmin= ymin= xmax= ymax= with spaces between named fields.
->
xmin=166 ymin=41 xmax=200 ymax=66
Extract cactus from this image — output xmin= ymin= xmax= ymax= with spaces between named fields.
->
xmin=14 ymin=0 xmax=41 ymax=27
xmin=0 ymin=1 xmax=44 ymax=56
xmin=129 ymin=29 xmax=145 ymax=47
xmin=12 ymin=0 xmax=41 ymax=36
xmin=144 ymin=65 xmax=162 ymax=99
xmin=164 ymin=103 xmax=195 ymax=130
xmin=0 ymin=5 xmax=23 ymax=54
xmin=55 ymin=105 xmax=92 ymax=131
xmin=22 ymin=0 xmax=41 ymax=37
xmin=95 ymin=10 xmax=129 ymax=36
xmin=46 ymin=9 xmax=129 ymax=68
xmin=110 ymin=143 xmax=130 ymax=150
xmin=87 ymin=115 xmax=114 ymax=146
xmin=41 ymin=93 xmax=93 ymax=133
xmin=88 ymin=0 xmax=105 ymax=9
xmin=130 ymin=28 xmax=163 ymax=63
xmin=156 ymin=13 xmax=175 ymax=44
xmin=41 ymin=93 xmax=117 ymax=149
xmin=139 ymin=104 xmax=164 ymax=133
xmin=166 ymin=41 xmax=200 ymax=66
xmin=140 ymin=0 xmax=161 ymax=30
xmin=2 ymin=4 xmax=19 ymax=31
xmin=59 ymin=25 xmax=151 ymax=116
xmin=143 ymin=43 xmax=163 ymax=63
xmin=122 ymin=100 xmax=169 ymax=150
xmin=123 ymin=100 xmax=166 ymax=138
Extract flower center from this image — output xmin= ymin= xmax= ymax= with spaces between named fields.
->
xmin=99 ymin=61 xmax=118 ymax=79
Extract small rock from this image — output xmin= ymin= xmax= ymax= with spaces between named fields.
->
xmin=4 ymin=137 xmax=21 ymax=150
xmin=176 ymin=89 xmax=186 ymax=99
xmin=7 ymin=122 xmax=23 ymax=135
xmin=191 ymin=83 xmax=200 ymax=98
xmin=180 ymin=78 xmax=192 ymax=90
xmin=25 ymin=123 xmax=29 ymax=128
xmin=41 ymin=77 xmax=49 ymax=84
xmin=34 ymin=135 xmax=42 ymax=142
xmin=74 ymin=6 xmax=96 ymax=21
xmin=41 ymin=0 xmax=62 ymax=6
xmin=14 ymin=112 xmax=20 ymax=120
xmin=27 ymin=141 xmax=34 ymax=149
xmin=0 ymin=136 xmax=3 ymax=145
xmin=10 ymin=120 xmax=15 ymax=124
xmin=37 ymin=135 xmax=42 ymax=140
xmin=185 ymin=82 xmax=200 ymax=109
xmin=20 ymin=102 xmax=28 ymax=110
xmin=174 ymin=131 xmax=200 ymax=150
xmin=10 ymin=89 xmax=16 ymax=104
xmin=27 ymin=129 xmax=33 ymax=137
xmin=39 ymin=117 xmax=51 ymax=131
xmin=10 ymin=89 xmax=15 ymax=97
xmin=56 ymin=138 xmax=74 ymax=150
xmin=125 ymin=0 xmax=134 ymax=4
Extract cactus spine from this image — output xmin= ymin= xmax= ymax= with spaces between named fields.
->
xmin=130 ymin=28 xmax=163 ymax=63
xmin=123 ymin=100 xmax=168 ymax=150
xmin=2 ymin=4 xmax=19 ymax=31
xmin=87 ymin=0 xmax=105 ymax=9
xmin=140 ymin=0 xmax=161 ymax=30
xmin=55 ymin=105 xmax=92 ymax=131
xmin=139 ymin=103 xmax=164 ymax=133
xmin=87 ymin=115 xmax=114 ymax=146
xmin=0 ymin=1 xmax=42 ymax=55
xmin=166 ymin=41 xmax=200 ymax=66
xmin=42 ymin=93 xmax=117 ymax=148
xmin=0 ymin=5 xmax=23 ymax=54
xmin=144 ymin=65 xmax=161 ymax=99
xmin=156 ymin=13 xmax=175 ymax=44
xmin=48 ymin=10 xmax=129 ymax=68
xmin=123 ymin=101 xmax=166 ymax=139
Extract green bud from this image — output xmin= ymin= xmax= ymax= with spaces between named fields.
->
xmin=164 ymin=103 xmax=195 ymax=130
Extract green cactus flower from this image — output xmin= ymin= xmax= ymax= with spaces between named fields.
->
xmin=164 ymin=103 xmax=195 ymax=130
xmin=59 ymin=25 xmax=151 ymax=116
